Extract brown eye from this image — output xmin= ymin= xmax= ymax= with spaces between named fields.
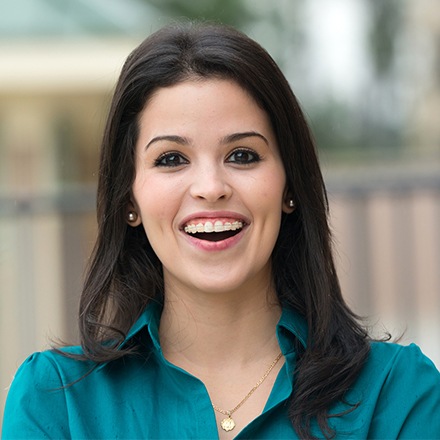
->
xmin=226 ymin=149 xmax=261 ymax=165
xmin=154 ymin=152 xmax=189 ymax=167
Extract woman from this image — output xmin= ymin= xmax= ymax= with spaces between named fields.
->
xmin=2 ymin=22 xmax=440 ymax=439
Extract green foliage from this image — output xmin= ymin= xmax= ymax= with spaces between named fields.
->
xmin=144 ymin=0 xmax=253 ymax=27
xmin=368 ymin=0 xmax=402 ymax=77
xmin=309 ymin=97 xmax=403 ymax=162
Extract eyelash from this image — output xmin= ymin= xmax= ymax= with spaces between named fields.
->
xmin=226 ymin=148 xmax=261 ymax=165
xmin=154 ymin=152 xmax=189 ymax=167
xmin=153 ymin=148 xmax=262 ymax=168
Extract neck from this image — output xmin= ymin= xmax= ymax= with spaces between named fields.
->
xmin=159 ymin=282 xmax=282 ymax=371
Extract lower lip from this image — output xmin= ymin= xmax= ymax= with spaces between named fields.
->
xmin=181 ymin=227 xmax=247 ymax=251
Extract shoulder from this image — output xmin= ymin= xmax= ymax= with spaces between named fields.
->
xmin=2 ymin=348 xmax=94 ymax=439
xmin=11 ymin=347 xmax=94 ymax=387
xmin=343 ymin=340 xmax=440 ymax=398
xmin=369 ymin=339 xmax=433 ymax=360
xmin=3 ymin=345 xmax=158 ymax=439
xmin=367 ymin=341 xmax=440 ymax=382
xmin=359 ymin=342 xmax=440 ymax=438
xmin=362 ymin=341 xmax=440 ymax=396
xmin=5 ymin=347 xmax=95 ymax=404
xmin=2 ymin=347 xmax=97 ymax=439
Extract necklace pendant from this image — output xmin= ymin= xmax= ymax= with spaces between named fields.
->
xmin=220 ymin=416 xmax=236 ymax=432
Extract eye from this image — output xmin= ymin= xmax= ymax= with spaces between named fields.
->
xmin=154 ymin=152 xmax=189 ymax=167
xmin=226 ymin=148 xmax=261 ymax=165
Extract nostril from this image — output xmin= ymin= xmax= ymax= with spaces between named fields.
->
xmin=190 ymin=176 xmax=232 ymax=201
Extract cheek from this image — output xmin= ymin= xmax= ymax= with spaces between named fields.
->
xmin=133 ymin=175 xmax=181 ymax=229
xmin=252 ymin=170 xmax=286 ymax=208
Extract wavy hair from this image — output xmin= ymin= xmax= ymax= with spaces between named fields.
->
xmin=78 ymin=22 xmax=370 ymax=439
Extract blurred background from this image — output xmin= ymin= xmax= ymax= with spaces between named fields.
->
xmin=1 ymin=0 xmax=439 ymax=425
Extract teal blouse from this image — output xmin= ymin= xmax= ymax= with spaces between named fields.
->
xmin=2 ymin=302 xmax=440 ymax=439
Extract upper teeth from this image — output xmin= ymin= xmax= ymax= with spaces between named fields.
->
xmin=184 ymin=220 xmax=243 ymax=234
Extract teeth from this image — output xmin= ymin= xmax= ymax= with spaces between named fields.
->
xmin=214 ymin=221 xmax=223 ymax=232
xmin=204 ymin=221 xmax=214 ymax=233
xmin=184 ymin=220 xmax=243 ymax=234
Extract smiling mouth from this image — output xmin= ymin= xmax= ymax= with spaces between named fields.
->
xmin=183 ymin=220 xmax=244 ymax=242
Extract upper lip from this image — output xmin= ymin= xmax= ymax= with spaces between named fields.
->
xmin=179 ymin=211 xmax=250 ymax=229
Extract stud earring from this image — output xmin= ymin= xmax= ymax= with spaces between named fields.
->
xmin=289 ymin=199 xmax=295 ymax=208
xmin=127 ymin=211 xmax=138 ymax=223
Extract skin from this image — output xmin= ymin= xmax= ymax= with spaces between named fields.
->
xmin=130 ymin=79 xmax=293 ymax=438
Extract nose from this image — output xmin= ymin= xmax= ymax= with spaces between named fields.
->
xmin=189 ymin=164 xmax=232 ymax=202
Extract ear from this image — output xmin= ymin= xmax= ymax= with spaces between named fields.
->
xmin=126 ymin=200 xmax=142 ymax=227
xmin=282 ymin=188 xmax=296 ymax=214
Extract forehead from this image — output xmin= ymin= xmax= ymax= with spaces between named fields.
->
xmin=138 ymin=79 xmax=275 ymax=140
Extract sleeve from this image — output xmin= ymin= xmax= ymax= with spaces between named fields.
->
xmin=368 ymin=343 xmax=440 ymax=439
xmin=1 ymin=352 xmax=70 ymax=439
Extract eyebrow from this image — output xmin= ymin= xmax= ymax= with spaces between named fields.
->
xmin=144 ymin=131 xmax=269 ymax=150
xmin=145 ymin=135 xmax=189 ymax=150
xmin=220 ymin=131 xmax=269 ymax=145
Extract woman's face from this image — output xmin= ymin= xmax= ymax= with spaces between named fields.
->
xmin=131 ymin=79 xmax=291 ymax=296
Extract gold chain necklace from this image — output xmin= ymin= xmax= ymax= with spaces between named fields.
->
xmin=212 ymin=352 xmax=283 ymax=432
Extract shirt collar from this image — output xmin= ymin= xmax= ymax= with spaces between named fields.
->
xmin=124 ymin=299 xmax=163 ymax=351
xmin=97 ymin=300 xmax=308 ymax=370
xmin=276 ymin=305 xmax=308 ymax=354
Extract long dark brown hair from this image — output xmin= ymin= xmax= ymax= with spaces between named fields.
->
xmin=78 ymin=22 xmax=370 ymax=439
